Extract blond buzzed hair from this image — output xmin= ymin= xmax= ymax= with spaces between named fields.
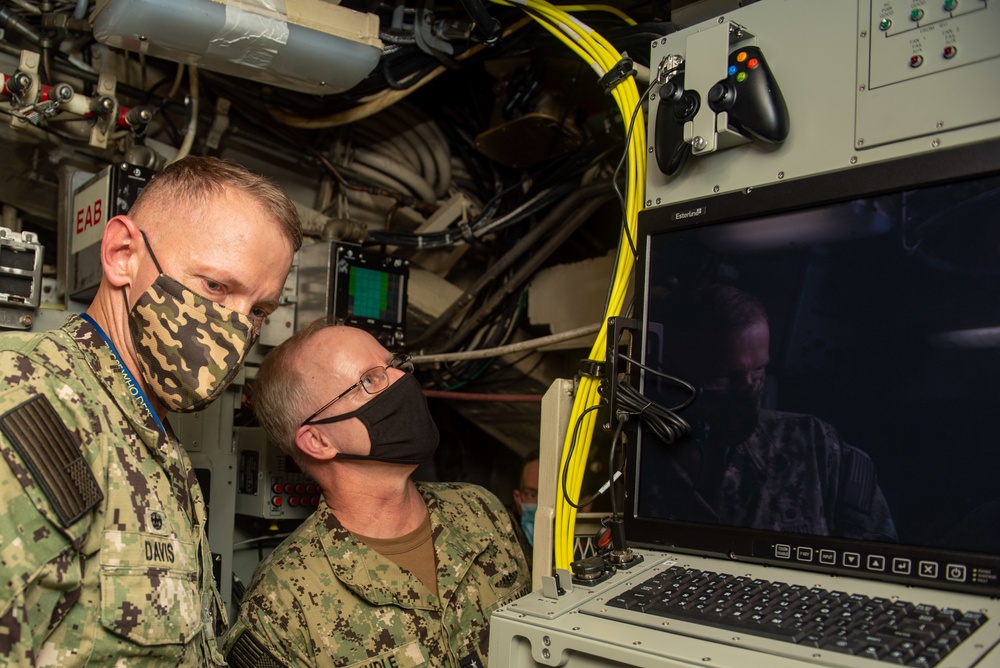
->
xmin=253 ymin=318 xmax=336 ymax=462
xmin=129 ymin=156 xmax=303 ymax=252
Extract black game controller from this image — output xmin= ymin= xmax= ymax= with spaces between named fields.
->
xmin=653 ymin=71 xmax=701 ymax=177
xmin=708 ymin=45 xmax=789 ymax=143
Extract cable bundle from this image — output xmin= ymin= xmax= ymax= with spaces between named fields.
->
xmin=486 ymin=0 xmax=647 ymax=570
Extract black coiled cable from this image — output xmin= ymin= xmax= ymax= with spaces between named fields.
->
xmin=614 ymin=353 xmax=696 ymax=445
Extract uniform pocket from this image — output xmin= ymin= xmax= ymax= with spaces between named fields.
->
xmin=99 ymin=531 xmax=202 ymax=646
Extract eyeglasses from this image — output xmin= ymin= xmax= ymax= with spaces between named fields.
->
xmin=302 ymin=353 xmax=413 ymax=424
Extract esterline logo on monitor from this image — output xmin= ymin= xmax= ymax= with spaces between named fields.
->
xmin=674 ymin=207 xmax=705 ymax=220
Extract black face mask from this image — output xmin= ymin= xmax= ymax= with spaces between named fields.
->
xmin=687 ymin=381 xmax=763 ymax=447
xmin=305 ymin=373 xmax=439 ymax=465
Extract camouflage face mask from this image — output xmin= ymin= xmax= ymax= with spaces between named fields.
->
xmin=126 ymin=232 xmax=259 ymax=413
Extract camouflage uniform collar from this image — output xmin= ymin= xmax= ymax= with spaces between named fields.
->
xmin=317 ymin=483 xmax=492 ymax=608
xmin=71 ymin=314 xmax=167 ymax=437
xmin=69 ymin=313 xmax=207 ymax=536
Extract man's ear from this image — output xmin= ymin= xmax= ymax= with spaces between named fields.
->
xmin=295 ymin=424 xmax=339 ymax=462
xmin=101 ymin=215 xmax=142 ymax=288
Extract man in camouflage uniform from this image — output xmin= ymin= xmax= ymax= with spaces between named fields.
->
xmin=224 ymin=321 xmax=531 ymax=668
xmin=0 ymin=157 xmax=301 ymax=665
xmin=639 ymin=282 xmax=897 ymax=541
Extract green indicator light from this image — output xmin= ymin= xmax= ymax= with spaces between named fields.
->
xmin=910 ymin=9 xmax=924 ymax=21
xmin=879 ymin=17 xmax=892 ymax=30
xmin=944 ymin=0 xmax=957 ymax=11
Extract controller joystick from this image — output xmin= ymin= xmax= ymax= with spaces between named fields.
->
xmin=653 ymin=73 xmax=700 ymax=177
xmin=708 ymin=45 xmax=789 ymax=143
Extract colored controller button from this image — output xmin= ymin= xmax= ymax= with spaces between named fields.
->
xmin=736 ymin=71 xmax=747 ymax=83
xmin=943 ymin=45 xmax=958 ymax=59
xmin=728 ymin=64 xmax=737 ymax=76
xmin=910 ymin=54 xmax=924 ymax=68
xmin=880 ymin=17 xmax=892 ymax=30
xmin=736 ymin=51 xmax=748 ymax=63
xmin=910 ymin=9 xmax=924 ymax=21
xmin=747 ymin=58 xmax=759 ymax=69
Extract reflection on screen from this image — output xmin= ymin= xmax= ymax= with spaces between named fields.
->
xmin=637 ymin=175 xmax=1000 ymax=557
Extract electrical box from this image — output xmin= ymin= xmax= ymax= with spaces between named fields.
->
xmin=235 ymin=427 xmax=320 ymax=520
xmin=644 ymin=0 xmax=1000 ymax=208
xmin=68 ymin=163 xmax=151 ymax=302
xmin=0 ymin=228 xmax=43 ymax=330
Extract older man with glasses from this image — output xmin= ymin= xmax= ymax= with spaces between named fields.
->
xmin=224 ymin=319 xmax=530 ymax=668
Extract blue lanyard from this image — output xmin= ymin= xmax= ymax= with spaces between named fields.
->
xmin=79 ymin=313 xmax=166 ymax=433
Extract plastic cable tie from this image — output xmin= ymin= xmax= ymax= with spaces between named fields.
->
xmin=457 ymin=221 xmax=477 ymax=244
xmin=599 ymin=55 xmax=637 ymax=94
xmin=579 ymin=358 xmax=604 ymax=379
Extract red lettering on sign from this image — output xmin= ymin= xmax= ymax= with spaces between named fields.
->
xmin=75 ymin=201 xmax=104 ymax=235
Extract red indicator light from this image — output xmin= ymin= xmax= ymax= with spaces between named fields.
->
xmin=272 ymin=496 xmax=283 ymax=507
xmin=289 ymin=497 xmax=300 ymax=507
xmin=272 ymin=483 xmax=282 ymax=494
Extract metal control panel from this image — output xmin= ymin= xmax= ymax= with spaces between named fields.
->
xmin=235 ymin=427 xmax=320 ymax=519
xmin=0 ymin=228 xmax=43 ymax=330
xmin=644 ymin=0 xmax=1000 ymax=209
xmin=858 ymin=0 xmax=1000 ymax=149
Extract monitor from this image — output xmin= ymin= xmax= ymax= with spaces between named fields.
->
xmin=331 ymin=245 xmax=409 ymax=349
xmin=627 ymin=138 xmax=1000 ymax=596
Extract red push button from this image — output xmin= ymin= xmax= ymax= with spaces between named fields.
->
xmin=271 ymin=496 xmax=282 ymax=507
xmin=272 ymin=483 xmax=282 ymax=494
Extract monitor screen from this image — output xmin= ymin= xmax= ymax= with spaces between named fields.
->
xmin=628 ymin=139 xmax=1000 ymax=595
xmin=346 ymin=264 xmax=406 ymax=323
xmin=331 ymin=245 xmax=409 ymax=348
